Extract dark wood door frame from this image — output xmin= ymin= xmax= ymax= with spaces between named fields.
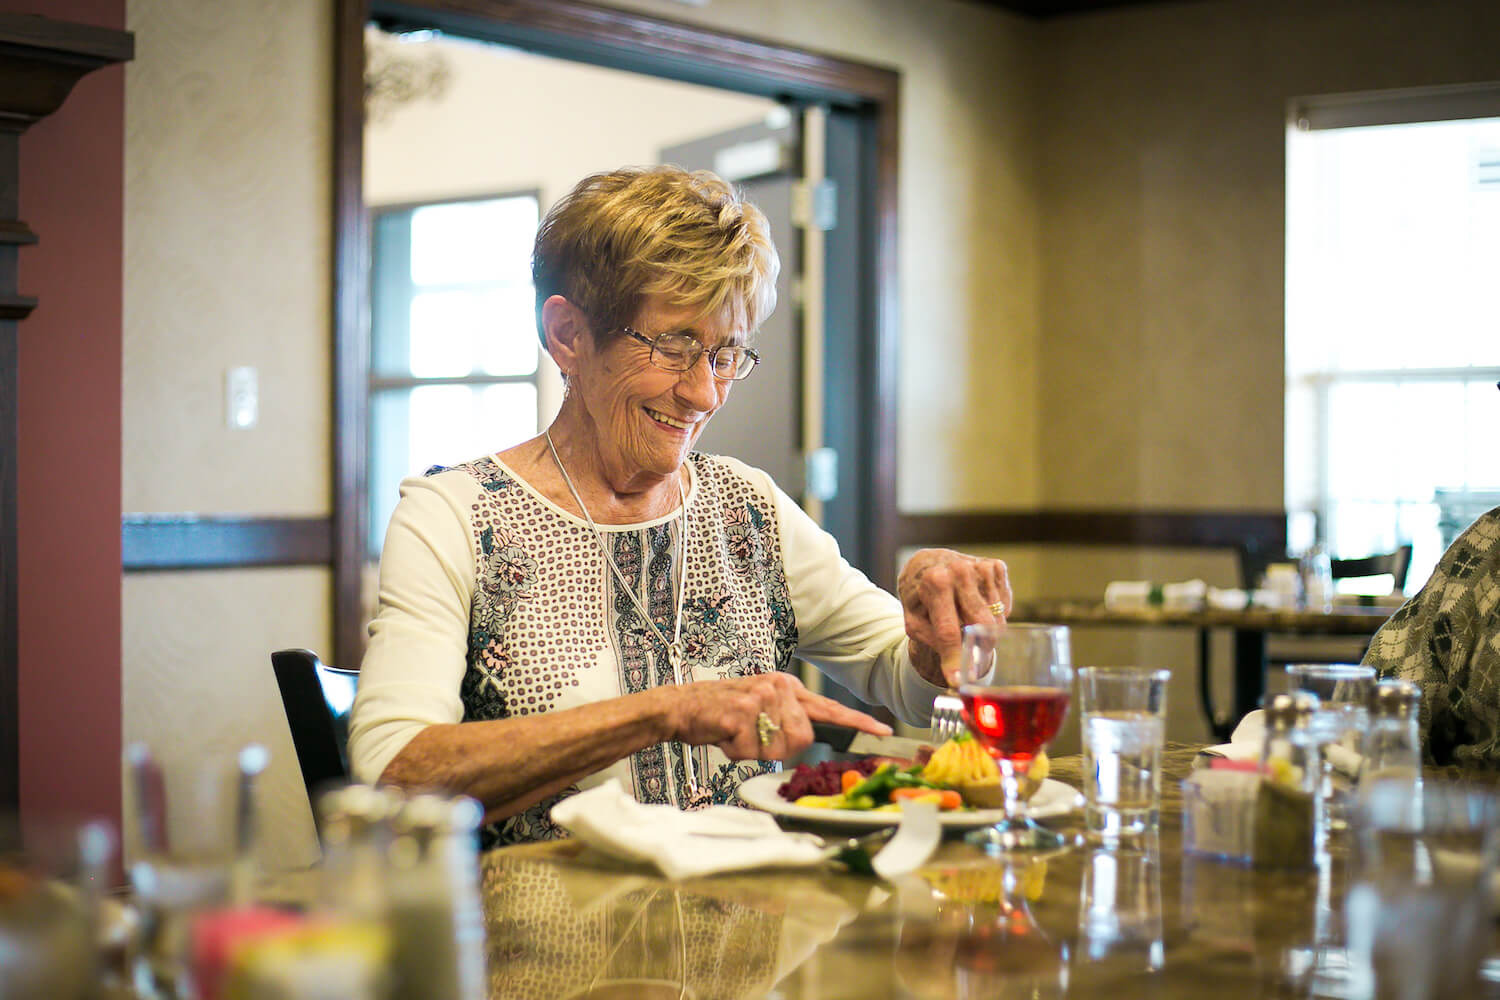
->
xmin=331 ymin=0 xmax=903 ymax=665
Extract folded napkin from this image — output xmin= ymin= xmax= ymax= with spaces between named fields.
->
xmin=1104 ymin=579 xmax=1207 ymax=611
xmin=1198 ymin=709 xmax=1364 ymax=778
xmin=1207 ymin=587 xmax=1250 ymax=610
xmin=1104 ymin=580 xmax=1152 ymax=610
xmin=1198 ymin=710 xmax=1265 ymax=764
xmin=550 ymin=780 xmax=941 ymax=882
xmin=1162 ymin=579 xmax=1208 ymax=611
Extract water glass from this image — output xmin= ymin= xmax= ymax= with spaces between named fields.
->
xmin=125 ymin=743 xmax=267 ymax=997
xmin=1285 ymin=664 xmax=1376 ymax=828
xmin=1076 ymin=837 xmax=1164 ymax=973
xmin=1076 ymin=667 xmax=1169 ymax=841
xmin=1345 ymin=778 xmax=1500 ymax=1000
xmin=0 ymin=817 xmax=115 ymax=1000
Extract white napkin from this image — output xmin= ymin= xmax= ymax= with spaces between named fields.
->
xmin=1198 ymin=709 xmax=1265 ymax=763
xmin=871 ymin=801 xmax=941 ymax=880
xmin=551 ymin=779 xmax=944 ymax=882
xmin=551 ymin=780 xmax=828 ymax=880
xmin=1104 ymin=579 xmax=1206 ymax=611
xmin=1198 ymin=709 xmax=1365 ymax=778
xmin=1207 ymin=587 xmax=1250 ymax=610
xmin=1104 ymin=580 xmax=1152 ymax=610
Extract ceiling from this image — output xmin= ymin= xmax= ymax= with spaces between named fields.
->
xmin=963 ymin=0 xmax=1193 ymax=17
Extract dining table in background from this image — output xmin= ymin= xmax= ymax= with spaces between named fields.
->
xmin=473 ymin=747 xmax=1494 ymax=1000
xmin=1010 ymin=599 xmax=1398 ymax=742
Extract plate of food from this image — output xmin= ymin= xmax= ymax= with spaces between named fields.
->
xmin=736 ymin=735 xmax=1084 ymax=830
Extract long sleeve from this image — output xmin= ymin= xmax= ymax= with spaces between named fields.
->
xmin=347 ymin=473 xmax=477 ymax=783
xmin=715 ymin=456 xmax=944 ymax=727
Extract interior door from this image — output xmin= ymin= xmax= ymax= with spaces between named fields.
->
xmin=660 ymin=109 xmax=873 ymax=574
xmin=660 ymin=116 xmax=805 ymax=499
xmin=663 ymin=113 xmax=884 ymax=722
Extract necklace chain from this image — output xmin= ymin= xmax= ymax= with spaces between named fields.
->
xmin=544 ymin=430 xmax=707 ymax=803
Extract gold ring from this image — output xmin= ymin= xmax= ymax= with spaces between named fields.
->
xmin=988 ymin=600 xmax=1008 ymax=617
xmin=756 ymin=711 xmax=781 ymax=745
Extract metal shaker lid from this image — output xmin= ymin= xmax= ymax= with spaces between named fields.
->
xmin=1369 ymin=678 xmax=1421 ymax=718
xmin=1265 ymin=691 xmax=1320 ymax=729
xmin=392 ymin=793 xmax=484 ymax=836
xmin=316 ymin=783 xmax=401 ymax=843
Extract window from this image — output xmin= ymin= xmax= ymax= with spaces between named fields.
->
xmin=1286 ymin=95 xmax=1500 ymax=593
xmin=368 ymin=193 xmax=543 ymax=556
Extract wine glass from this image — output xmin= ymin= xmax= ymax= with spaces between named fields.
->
xmin=957 ymin=623 xmax=1073 ymax=853
xmin=895 ymin=858 xmax=1068 ymax=1000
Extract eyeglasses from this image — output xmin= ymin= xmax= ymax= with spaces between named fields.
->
xmin=621 ymin=327 xmax=761 ymax=381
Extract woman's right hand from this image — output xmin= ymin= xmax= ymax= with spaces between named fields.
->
xmin=666 ymin=671 xmax=892 ymax=762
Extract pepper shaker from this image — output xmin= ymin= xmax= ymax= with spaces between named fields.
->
xmin=1359 ymin=679 xmax=1422 ymax=785
xmin=385 ymin=793 xmax=487 ymax=1000
xmin=1256 ymin=691 xmax=1324 ymax=868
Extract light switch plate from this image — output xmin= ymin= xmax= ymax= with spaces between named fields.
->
xmin=226 ymin=366 xmax=258 ymax=429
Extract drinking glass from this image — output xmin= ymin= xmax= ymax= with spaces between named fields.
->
xmin=1285 ymin=664 xmax=1376 ymax=829
xmin=1076 ymin=836 xmax=1164 ymax=974
xmin=1345 ymin=778 xmax=1500 ymax=1000
xmin=0 ymin=817 xmax=115 ymax=999
xmin=957 ymin=623 xmax=1073 ymax=853
xmin=896 ymin=857 xmax=1068 ymax=1000
xmin=125 ymin=742 xmax=268 ymax=998
xmin=1076 ymin=667 xmax=1169 ymax=842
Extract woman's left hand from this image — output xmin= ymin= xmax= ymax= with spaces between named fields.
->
xmin=897 ymin=548 xmax=1012 ymax=686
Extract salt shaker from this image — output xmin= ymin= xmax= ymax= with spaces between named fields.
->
xmin=316 ymin=784 xmax=398 ymax=921
xmin=385 ymin=793 xmax=487 ymax=1000
xmin=1359 ymin=679 xmax=1422 ymax=784
xmin=1255 ymin=692 xmax=1324 ymax=868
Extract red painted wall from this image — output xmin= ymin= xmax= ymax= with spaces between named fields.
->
xmin=3 ymin=0 xmax=127 ymax=841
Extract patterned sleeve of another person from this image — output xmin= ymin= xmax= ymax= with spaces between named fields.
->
xmin=1362 ymin=507 xmax=1500 ymax=767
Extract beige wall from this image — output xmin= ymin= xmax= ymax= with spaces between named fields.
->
xmin=122 ymin=0 xmax=334 ymax=869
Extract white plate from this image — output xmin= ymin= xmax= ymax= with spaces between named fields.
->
xmin=735 ymin=773 xmax=1083 ymax=830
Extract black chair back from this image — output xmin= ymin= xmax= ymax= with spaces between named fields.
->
xmin=272 ymin=648 xmax=358 ymax=826
xmin=1331 ymin=543 xmax=1413 ymax=593
xmin=1238 ymin=542 xmax=1415 ymax=594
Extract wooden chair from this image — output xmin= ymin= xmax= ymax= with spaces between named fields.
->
xmin=271 ymin=648 xmax=358 ymax=831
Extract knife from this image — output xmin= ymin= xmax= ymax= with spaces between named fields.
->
xmin=811 ymin=722 xmax=931 ymax=759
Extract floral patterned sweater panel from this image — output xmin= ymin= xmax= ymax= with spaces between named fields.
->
xmin=434 ymin=453 xmax=797 ymax=846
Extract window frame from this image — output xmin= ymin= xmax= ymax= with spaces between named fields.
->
xmin=366 ymin=189 xmax=545 ymax=559
xmin=1285 ymin=95 xmax=1500 ymax=587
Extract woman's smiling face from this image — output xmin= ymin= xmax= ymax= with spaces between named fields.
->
xmin=571 ymin=295 xmax=743 ymax=487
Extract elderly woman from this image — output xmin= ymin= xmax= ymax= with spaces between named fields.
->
xmin=349 ymin=166 xmax=1010 ymax=845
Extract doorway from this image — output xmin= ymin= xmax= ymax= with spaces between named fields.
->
xmin=332 ymin=0 xmax=902 ymax=667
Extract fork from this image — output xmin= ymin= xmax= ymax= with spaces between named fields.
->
xmin=929 ymin=692 xmax=966 ymax=743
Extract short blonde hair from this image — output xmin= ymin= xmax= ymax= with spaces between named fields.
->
xmin=532 ymin=166 xmax=780 ymax=347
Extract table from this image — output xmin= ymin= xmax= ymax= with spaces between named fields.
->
xmin=476 ymin=748 xmax=1496 ymax=1000
xmin=1011 ymin=600 xmax=1397 ymax=741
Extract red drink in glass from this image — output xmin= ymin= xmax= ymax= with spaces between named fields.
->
xmin=959 ymin=685 xmax=1071 ymax=760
